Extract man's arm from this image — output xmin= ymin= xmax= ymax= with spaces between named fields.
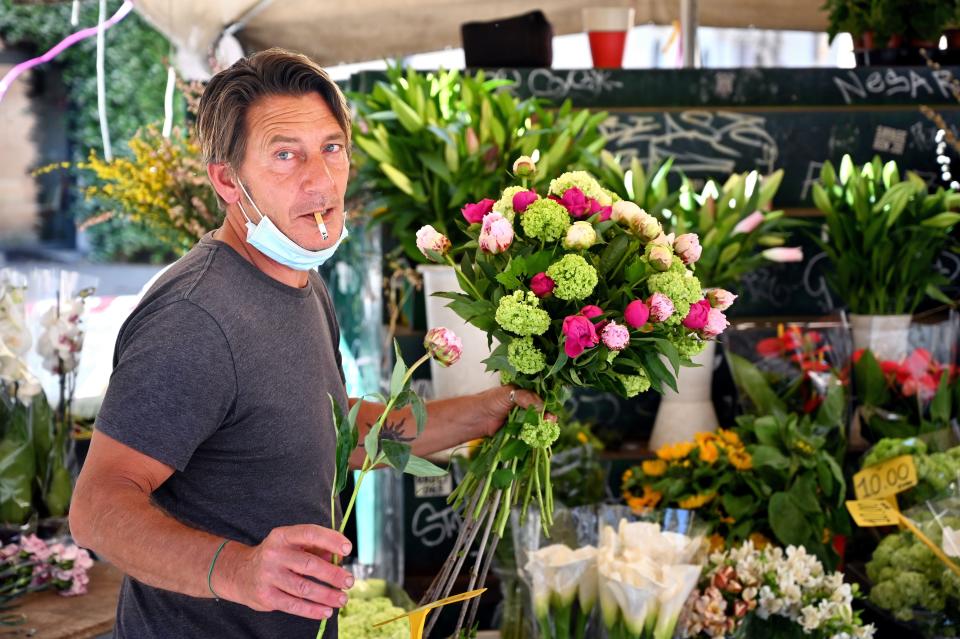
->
xmin=70 ymin=431 xmax=355 ymax=621
xmin=347 ymin=385 xmax=544 ymax=468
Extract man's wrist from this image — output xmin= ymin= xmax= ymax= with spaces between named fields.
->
xmin=208 ymin=539 xmax=250 ymax=603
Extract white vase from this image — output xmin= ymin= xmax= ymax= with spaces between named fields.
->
xmin=418 ymin=264 xmax=500 ymax=399
xmin=648 ymin=340 xmax=719 ymax=451
xmin=849 ymin=314 xmax=912 ymax=362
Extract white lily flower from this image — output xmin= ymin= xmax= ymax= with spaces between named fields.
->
xmin=653 ymin=564 xmax=701 ymax=639
xmin=599 ymin=557 xmax=660 ymax=636
xmin=526 ymin=545 xmax=569 ymax=619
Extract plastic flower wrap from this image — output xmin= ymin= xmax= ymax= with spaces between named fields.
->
xmin=681 ymin=541 xmax=875 ymax=639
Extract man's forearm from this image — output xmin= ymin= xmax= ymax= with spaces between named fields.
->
xmin=71 ymin=476 xmax=233 ymax=598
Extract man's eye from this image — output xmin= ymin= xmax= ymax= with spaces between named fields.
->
xmin=324 ymin=144 xmax=343 ymax=153
xmin=276 ymin=151 xmax=295 ymax=161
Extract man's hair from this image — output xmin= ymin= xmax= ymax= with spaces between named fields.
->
xmin=195 ymin=48 xmax=351 ymax=171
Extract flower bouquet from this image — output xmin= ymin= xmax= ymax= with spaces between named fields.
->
xmin=0 ymin=533 xmax=94 ymax=600
xmin=415 ymin=160 xmax=732 ymax=634
xmin=680 ymin=541 xmax=875 ymax=639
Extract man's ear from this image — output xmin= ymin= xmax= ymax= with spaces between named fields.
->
xmin=208 ymin=163 xmax=240 ymax=205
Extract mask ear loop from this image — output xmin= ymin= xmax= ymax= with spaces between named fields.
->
xmin=235 ymin=176 xmax=264 ymax=225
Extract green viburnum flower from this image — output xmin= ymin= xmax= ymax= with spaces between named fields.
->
xmin=520 ymin=416 xmax=560 ymax=449
xmin=618 ymin=371 xmax=651 ymax=398
xmin=495 ymin=291 xmax=551 ymax=336
xmin=520 ymin=198 xmax=571 ymax=242
xmin=647 ymin=261 xmax=702 ymax=325
xmin=546 ymin=254 xmax=598 ymax=301
xmin=507 ymin=337 xmax=547 ymax=375
xmin=495 ymin=186 xmax=529 ymax=223
xmin=548 ymin=171 xmax=607 ymax=203
xmin=676 ymin=335 xmax=707 ymax=359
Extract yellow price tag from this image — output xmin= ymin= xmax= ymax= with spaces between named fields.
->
xmin=853 ymin=455 xmax=917 ymax=500
xmin=373 ymin=588 xmax=487 ymax=639
xmin=846 ymin=499 xmax=900 ymax=527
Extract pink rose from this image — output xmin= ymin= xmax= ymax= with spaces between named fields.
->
xmin=624 ymin=300 xmax=650 ymax=328
xmin=701 ymin=307 xmax=729 ymax=338
xmin=461 ymin=199 xmax=495 ymax=224
xmin=424 ymin=327 xmax=463 ymax=367
xmin=761 ymin=247 xmax=804 ymax=263
xmin=559 ymin=187 xmax=592 ymax=218
xmin=415 ymin=225 xmax=451 ymax=261
xmin=600 ymin=321 xmax=630 ymax=351
xmin=707 ymin=288 xmax=737 ymax=311
xmin=530 ymin=273 xmax=555 ymax=298
xmin=512 ymin=190 xmax=538 ymax=214
xmin=478 ymin=212 xmax=514 ymax=254
xmin=732 ymin=211 xmax=765 ymax=235
xmin=580 ymin=305 xmax=603 ymax=319
xmin=562 ymin=315 xmax=599 ymax=359
xmin=682 ymin=299 xmax=712 ymax=330
xmin=673 ymin=233 xmax=702 ymax=265
xmin=648 ymin=293 xmax=675 ymax=322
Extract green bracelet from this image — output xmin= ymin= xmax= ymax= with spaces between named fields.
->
xmin=207 ymin=539 xmax=230 ymax=600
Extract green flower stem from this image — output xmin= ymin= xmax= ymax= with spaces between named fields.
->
xmin=574 ymin=604 xmax=589 ymax=639
xmin=444 ymin=255 xmax=485 ymax=301
xmin=474 ymin=445 xmax=502 ymax=519
xmin=494 ymin=458 xmax=519 ymax=537
xmin=554 ymin=601 xmax=572 ymax=639
xmin=536 ymin=614 xmax=551 ymax=639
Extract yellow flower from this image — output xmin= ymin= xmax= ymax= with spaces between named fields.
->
xmin=717 ymin=429 xmax=741 ymax=447
xmin=708 ymin=533 xmax=726 ymax=552
xmin=622 ymin=469 xmax=634 ymax=483
xmin=720 ymin=515 xmax=735 ymax=524
xmin=699 ymin=441 xmax=720 ymax=464
xmin=656 ymin=441 xmax=695 ymax=461
xmin=729 ymin=448 xmax=753 ymax=471
xmin=641 ymin=459 xmax=668 ymax=477
xmin=576 ymin=431 xmax=589 ymax=445
xmin=694 ymin=431 xmax=717 ymax=447
xmin=678 ymin=492 xmax=716 ymax=509
xmin=627 ymin=485 xmax=662 ymax=513
xmin=793 ymin=439 xmax=815 ymax=456
xmin=749 ymin=532 xmax=770 ymax=549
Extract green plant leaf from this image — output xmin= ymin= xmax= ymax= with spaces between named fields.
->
xmin=750 ymin=445 xmax=791 ymax=470
xmin=404 ymin=455 xmax=448 ymax=477
xmin=390 ymin=341 xmax=409 ymax=397
xmin=768 ymin=492 xmax=813 ymax=547
xmin=382 ymin=440 xmax=412 ymax=472
xmin=411 ymin=393 xmax=428 ymax=436
xmin=922 ymin=212 xmax=960 ymax=228
xmin=492 ymin=468 xmax=516 ymax=490
xmin=727 ymin=352 xmax=786 ymax=415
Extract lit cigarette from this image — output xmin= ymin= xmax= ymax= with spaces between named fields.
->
xmin=313 ymin=212 xmax=329 ymax=240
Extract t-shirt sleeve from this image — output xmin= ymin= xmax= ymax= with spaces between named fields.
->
xmin=95 ymin=300 xmax=236 ymax=472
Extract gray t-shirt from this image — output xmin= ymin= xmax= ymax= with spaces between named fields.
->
xmin=95 ymin=233 xmax=348 ymax=638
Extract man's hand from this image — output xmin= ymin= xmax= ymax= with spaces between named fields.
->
xmin=473 ymin=385 xmax=554 ymax=438
xmin=214 ymin=524 xmax=355 ymax=621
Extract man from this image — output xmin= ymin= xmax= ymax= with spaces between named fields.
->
xmin=69 ymin=49 xmax=541 ymax=638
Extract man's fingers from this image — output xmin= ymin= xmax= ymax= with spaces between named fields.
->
xmin=264 ymin=586 xmax=335 ymax=620
xmin=510 ymin=387 xmax=545 ymax=412
xmin=273 ymin=569 xmax=349 ymax=610
xmin=274 ymin=524 xmax=352 ymax=558
xmin=277 ymin=548 xmax=354 ymax=590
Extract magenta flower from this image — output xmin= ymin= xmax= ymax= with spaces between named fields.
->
xmin=513 ymin=189 xmax=538 ymax=214
xmin=530 ymin=273 xmax=556 ymax=298
xmin=461 ymin=199 xmax=495 ymax=224
xmin=561 ymin=315 xmax=599 ymax=358
xmin=648 ymin=293 xmax=675 ymax=322
xmin=761 ymin=247 xmax=804 ymax=263
xmin=478 ymin=212 xmax=514 ymax=254
xmin=424 ymin=327 xmax=463 ymax=367
xmin=673 ymin=233 xmax=702 ymax=265
xmin=732 ymin=211 xmax=765 ymax=235
xmin=580 ymin=305 xmax=603 ymax=319
xmin=624 ymin=300 xmax=650 ymax=328
xmin=415 ymin=225 xmax=451 ymax=261
xmin=559 ymin=187 xmax=592 ymax=218
xmin=682 ymin=299 xmax=712 ymax=330
xmin=701 ymin=308 xmax=730 ymax=338
xmin=601 ymin=321 xmax=631 ymax=351
xmin=707 ymin=288 xmax=738 ymax=311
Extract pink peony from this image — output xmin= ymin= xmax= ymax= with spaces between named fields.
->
xmin=701 ymin=307 xmax=730 ymax=338
xmin=415 ymin=225 xmax=451 ymax=261
xmin=461 ymin=198 xmax=495 ymax=224
xmin=683 ymin=299 xmax=712 ymax=330
xmin=674 ymin=233 xmax=702 ymax=265
xmin=648 ymin=294 xmax=674 ymax=322
xmin=512 ymin=189 xmax=538 ymax=214
xmin=512 ymin=155 xmax=537 ymax=177
xmin=600 ymin=322 xmax=631 ymax=351
xmin=530 ymin=273 xmax=556 ymax=298
xmin=648 ymin=245 xmax=673 ymax=271
xmin=580 ymin=305 xmax=603 ymax=319
xmin=478 ymin=212 xmax=514 ymax=254
xmin=561 ymin=315 xmax=599 ymax=358
xmin=761 ymin=247 xmax=804 ymax=263
xmin=707 ymin=288 xmax=738 ymax=311
xmin=624 ymin=300 xmax=650 ymax=328
xmin=424 ymin=327 xmax=463 ymax=367
xmin=559 ymin=187 xmax=592 ymax=218
xmin=20 ymin=534 xmax=51 ymax=562
xmin=587 ymin=198 xmax=612 ymax=221
xmin=732 ymin=211 xmax=765 ymax=235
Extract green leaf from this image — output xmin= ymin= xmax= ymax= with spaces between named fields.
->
xmin=404 ymin=455 xmax=448 ymax=477
xmin=853 ymin=350 xmax=888 ymax=407
xmin=727 ymin=353 xmax=786 ymax=415
xmin=751 ymin=416 xmax=781 ymax=447
xmin=411 ymin=393 xmax=428 ymax=436
xmin=722 ymin=493 xmax=757 ymax=521
xmin=382 ymin=440 xmax=412 ymax=472
xmin=599 ymin=233 xmax=631 ymax=275
xmin=769 ymin=492 xmax=813 ymax=547
xmin=495 ymin=271 xmax=522 ymax=290
xmin=390 ymin=341 xmax=409 ymax=397
xmin=492 ymin=468 xmax=516 ymax=490
xmin=757 ymin=169 xmax=784 ymax=208
xmin=921 ymin=212 xmax=960 ymax=228
xmin=788 ymin=473 xmax=821 ymax=514
xmin=930 ymin=370 xmax=952 ymax=424
xmin=749 ymin=445 xmax=791 ymax=470
xmin=718 ymin=242 xmax=741 ymax=264
xmin=811 ymin=182 xmax=833 ymax=214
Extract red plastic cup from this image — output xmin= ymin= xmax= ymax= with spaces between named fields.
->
xmin=583 ymin=8 xmax=634 ymax=69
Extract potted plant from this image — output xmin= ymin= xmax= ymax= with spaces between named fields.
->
xmin=811 ymin=155 xmax=960 ymax=361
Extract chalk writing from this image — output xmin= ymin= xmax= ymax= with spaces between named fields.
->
xmin=411 ymin=502 xmax=460 ymax=548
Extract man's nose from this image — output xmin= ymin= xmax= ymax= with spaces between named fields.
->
xmin=302 ymin=154 xmax=336 ymax=195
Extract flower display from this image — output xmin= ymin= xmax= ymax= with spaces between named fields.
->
xmin=423 ymin=327 xmax=463 ymax=367
xmin=0 ymin=534 xmax=94 ymax=599
xmin=478 ymin=212 xmax=514 ymax=254
xmin=461 ymin=198 xmax=495 ymax=224
xmin=562 ymin=221 xmax=598 ymax=250
xmin=520 ymin=198 xmax=571 ymax=242
xmin=415 ymin=225 xmax=451 ymax=259
xmin=495 ymin=291 xmax=552 ymax=336
xmin=529 ymin=272 xmax=556 ymax=298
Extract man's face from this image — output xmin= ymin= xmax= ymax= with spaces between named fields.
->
xmin=235 ymin=93 xmax=349 ymax=251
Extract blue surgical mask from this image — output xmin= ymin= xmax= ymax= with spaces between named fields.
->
xmin=235 ymin=178 xmax=347 ymax=271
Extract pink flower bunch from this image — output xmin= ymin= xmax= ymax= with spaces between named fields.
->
xmin=1 ymin=534 xmax=94 ymax=598
xmin=553 ymin=187 xmax=612 ymax=221
xmin=682 ymin=295 xmax=731 ymax=339
xmin=681 ymin=565 xmax=756 ymax=638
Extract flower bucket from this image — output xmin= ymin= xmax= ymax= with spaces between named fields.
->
xmin=418 ymin=264 xmax=500 ymax=399
xmin=849 ymin=313 xmax=911 ymax=362
xmin=649 ymin=340 xmax=718 ymax=451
